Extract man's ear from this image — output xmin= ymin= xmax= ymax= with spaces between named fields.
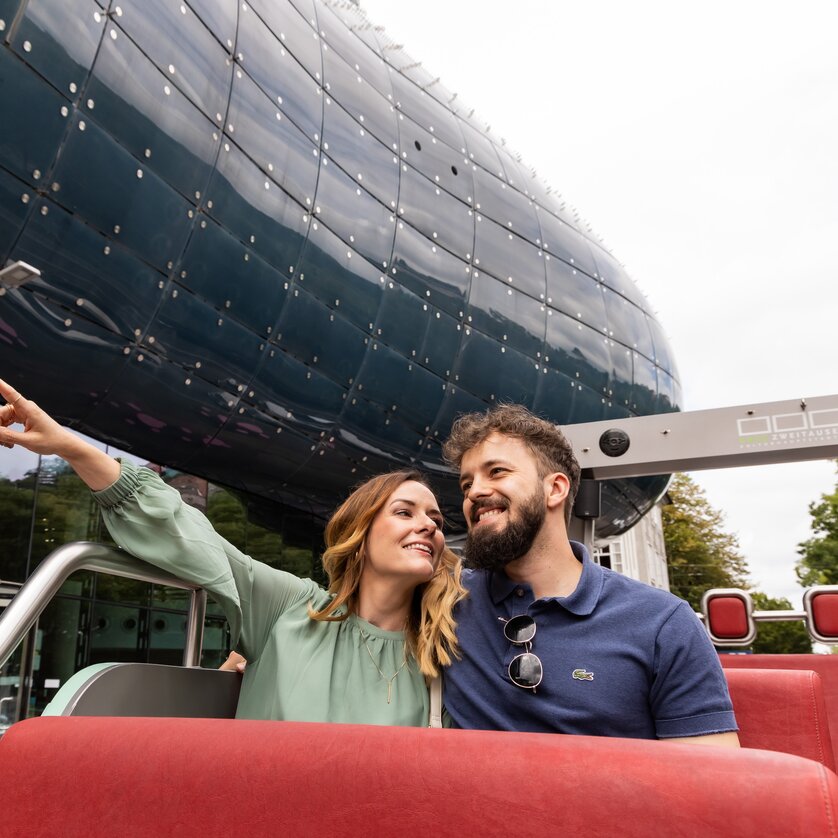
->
xmin=544 ymin=472 xmax=570 ymax=510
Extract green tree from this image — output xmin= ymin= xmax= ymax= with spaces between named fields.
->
xmin=663 ymin=473 xmax=749 ymax=610
xmin=749 ymin=592 xmax=812 ymax=654
xmin=796 ymin=468 xmax=838 ymax=587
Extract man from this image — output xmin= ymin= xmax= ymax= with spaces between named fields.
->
xmin=442 ymin=404 xmax=739 ymax=746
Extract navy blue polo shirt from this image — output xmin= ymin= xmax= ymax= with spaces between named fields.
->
xmin=445 ymin=542 xmax=737 ymax=739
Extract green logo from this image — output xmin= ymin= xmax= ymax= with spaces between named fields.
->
xmin=572 ymin=669 xmax=594 ymax=681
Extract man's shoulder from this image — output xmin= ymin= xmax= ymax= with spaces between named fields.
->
xmin=599 ymin=566 xmax=690 ymax=613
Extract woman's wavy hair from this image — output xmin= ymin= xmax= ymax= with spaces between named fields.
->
xmin=308 ymin=470 xmax=466 ymax=678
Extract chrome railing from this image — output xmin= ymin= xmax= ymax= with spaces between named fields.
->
xmin=0 ymin=542 xmax=207 ymax=669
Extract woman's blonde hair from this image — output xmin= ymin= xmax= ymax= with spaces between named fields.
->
xmin=308 ymin=470 xmax=466 ymax=678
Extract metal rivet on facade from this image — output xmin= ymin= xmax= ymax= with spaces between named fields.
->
xmin=164 ymin=85 xmax=171 ymax=96
xmin=60 ymin=105 xmax=68 ymax=117
xmin=20 ymin=193 xmax=29 ymax=204
xmin=172 ymin=289 xmax=178 ymax=298
xmin=136 ymin=169 xmax=143 ymax=178
xmin=104 ymin=245 xmax=111 ymax=254
xmin=110 ymin=29 xmax=117 ymax=40
xmin=87 ymin=98 xmax=95 ymax=109
xmin=79 ymin=121 xmax=86 ymax=131
xmin=40 ymin=206 xmax=48 ymax=216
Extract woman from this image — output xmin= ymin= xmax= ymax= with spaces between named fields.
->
xmin=0 ymin=379 xmax=465 ymax=726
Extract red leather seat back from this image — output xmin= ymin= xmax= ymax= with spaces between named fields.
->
xmin=725 ymin=667 xmax=835 ymax=770
xmin=2 ymin=716 xmax=837 ymax=837
xmin=722 ymin=654 xmax=838 ymax=758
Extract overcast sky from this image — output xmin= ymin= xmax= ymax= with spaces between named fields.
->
xmin=361 ymin=0 xmax=838 ymax=605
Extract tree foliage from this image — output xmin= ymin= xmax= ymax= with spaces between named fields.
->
xmin=796 ymin=467 xmax=838 ymax=587
xmin=662 ymin=473 xmax=749 ymax=610
xmin=749 ymin=592 xmax=811 ymax=654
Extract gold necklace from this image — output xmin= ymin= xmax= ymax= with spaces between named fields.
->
xmin=360 ymin=632 xmax=409 ymax=704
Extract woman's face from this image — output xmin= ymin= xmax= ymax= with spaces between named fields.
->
xmin=362 ymin=480 xmax=445 ymax=585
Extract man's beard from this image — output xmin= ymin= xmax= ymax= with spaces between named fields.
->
xmin=463 ymin=486 xmax=546 ymax=572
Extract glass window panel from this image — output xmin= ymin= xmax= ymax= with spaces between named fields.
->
xmin=568 ymin=382 xmax=607 ymax=425
xmin=467 ymin=274 xmax=545 ymax=360
xmin=375 ymin=281 xmax=428 ymax=359
xmin=397 ymin=165 xmax=474 ymax=262
xmin=0 ymin=448 xmax=38 ymax=583
xmin=537 ymin=210 xmax=599 ymax=279
xmin=389 ymin=73 xmax=464 ymax=152
xmin=457 ymin=118 xmax=505 ymax=179
xmin=325 ymin=0 xmax=381 ymax=53
xmin=354 ymin=342 xmax=446 ymax=432
xmin=419 ymin=309 xmax=462 ymax=379
xmin=609 ymin=340 xmax=633 ymax=408
xmin=322 ymin=98 xmax=399 ymax=207
xmin=314 ymin=156 xmax=394 ymax=270
xmin=117 ymin=0 xmax=230 ymax=122
xmin=186 ymin=0 xmax=237 ymax=46
xmin=95 ymin=575 xmax=151 ymax=608
xmin=11 ymin=0 xmax=104 ymax=94
xmin=399 ymin=117 xmax=472 ymax=205
xmin=246 ymin=0 xmax=322 ymax=80
xmin=590 ymin=243 xmax=648 ymax=310
xmin=647 ymin=315 xmax=680 ymax=383
xmin=322 ymin=45 xmax=397 ymax=149
xmin=532 ymin=367 xmax=577 ymax=425
xmin=0 ymin=47 xmax=72 ymax=185
xmin=472 ymin=214 xmax=546 ymax=301
xmin=16 ymin=202 xmax=163 ymax=341
xmin=602 ymin=286 xmax=655 ymax=359
xmin=149 ymin=287 xmax=265 ymax=388
xmin=297 ymin=219 xmax=383 ymax=330
xmin=51 ymin=116 xmax=193 ymax=271
xmin=152 ymin=583 xmax=192 ymax=611
xmin=286 ymin=0 xmax=316 ymax=24
xmin=391 ymin=221 xmax=469 ymax=318
xmin=88 ymin=602 xmax=144 ymax=663
xmin=545 ymin=253 xmax=607 ymax=333
xmin=227 ymin=68 xmax=320 ymax=207
xmin=200 ymin=617 xmax=232 ymax=669
xmin=237 ymin=4 xmax=322 ymax=140
xmin=180 ymin=217 xmax=289 ymax=336
xmin=454 ymin=330 xmax=538 ymax=405
xmin=525 ymin=176 xmax=580 ymax=230
xmin=207 ymin=141 xmax=308 ymax=273
xmin=341 ymin=396 xmax=427 ymax=460
xmin=494 ymin=145 xmax=531 ymax=195
xmin=632 ymin=355 xmax=659 ymax=415
xmin=275 ymin=287 xmax=367 ymax=386
xmin=0 ymin=169 xmax=32 ymax=257
xmin=656 ymin=369 xmax=681 ymax=413
xmin=147 ymin=609 xmax=189 ymax=665
xmin=545 ymin=307 xmax=610 ymax=396
xmin=86 ymin=28 xmax=218 ymax=201
xmin=472 ymin=166 xmax=541 ymax=245
xmin=426 ymin=385 xmax=490 ymax=445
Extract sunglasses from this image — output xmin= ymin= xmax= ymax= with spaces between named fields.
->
xmin=500 ymin=614 xmax=543 ymax=692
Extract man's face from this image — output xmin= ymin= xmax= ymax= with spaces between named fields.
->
xmin=458 ymin=433 xmax=547 ymax=570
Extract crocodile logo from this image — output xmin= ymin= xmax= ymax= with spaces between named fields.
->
xmin=572 ymin=669 xmax=594 ymax=681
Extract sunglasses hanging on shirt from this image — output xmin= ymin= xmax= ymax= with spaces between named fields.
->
xmin=499 ymin=614 xmax=543 ymax=692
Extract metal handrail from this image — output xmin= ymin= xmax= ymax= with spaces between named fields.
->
xmin=0 ymin=542 xmax=207 ymax=669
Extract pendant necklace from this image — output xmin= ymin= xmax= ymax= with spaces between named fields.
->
xmin=361 ymin=632 xmax=408 ymax=704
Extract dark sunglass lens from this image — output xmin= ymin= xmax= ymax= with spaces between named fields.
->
xmin=509 ymin=652 xmax=543 ymax=688
xmin=504 ymin=614 xmax=536 ymax=644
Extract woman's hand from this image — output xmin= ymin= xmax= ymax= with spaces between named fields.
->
xmin=219 ymin=651 xmax=247 ymax=674
xmin=0 ymin=378 xmax=120 ymax=490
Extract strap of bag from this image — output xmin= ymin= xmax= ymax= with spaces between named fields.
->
xmin=428 ymin=674 xmax=443 ymax=728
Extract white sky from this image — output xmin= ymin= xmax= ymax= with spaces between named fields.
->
xmin=360 ymin=0 xmax=838 ymax=605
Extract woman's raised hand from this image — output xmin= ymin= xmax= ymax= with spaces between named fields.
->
xmin=0 ymin=378 xmax=120 ymax=490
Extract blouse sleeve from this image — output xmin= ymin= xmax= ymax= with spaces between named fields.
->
xmin=92 ymin=459 xmax=320 ymax=662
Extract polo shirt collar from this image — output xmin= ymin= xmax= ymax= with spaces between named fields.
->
xmin=488 ymin=540 xmax=604 ymax=616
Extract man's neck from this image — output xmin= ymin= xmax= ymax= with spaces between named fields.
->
xmin=502 ymin=533 xmax=582 ymax=600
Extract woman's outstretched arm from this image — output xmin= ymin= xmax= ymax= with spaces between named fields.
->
xmin=0 ymin=378 xmax=120 ymax=490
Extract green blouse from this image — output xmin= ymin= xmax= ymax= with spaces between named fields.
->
xmin=93 ymin=460 xmax=431 ymax=726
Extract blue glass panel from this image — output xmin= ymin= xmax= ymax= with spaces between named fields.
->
xmin=609 ymin=339 xmax=633 ymax=409
xmin=399 ymin=117 xmax=472 ymax=205
xmin=10 ymin=0 xmax=104 ymax=94
xmin=473 ymin=214 xmax=546 ymax=301
xmin=117 ymin=0 xmax=231 ymax=123
xmin=86 ymin=27 xmax=217 ymax=201
xmin=149 ymin=285 xmax=265 ymax=387
xmin=457 ymin=118 xmax=504 ymax=179
xmin=322 ymin=43 xmax=397 ymax=149
xmin=354 ymin=342 xmax=445 ymax=431
xmin=296 ymin=220 xmax=382 ymax=331
xmin=602 ymin=285 xmax=655 ymax=360
xmin=227 ymin=67 xmax=319 ymax=207
xmin=324 ymin=0 xmax=380 ymax=54
xmin=286 ymin=0 xmax=317 ymax=25
xmin=275 ymin=288 xmax=367 ymax=387
xmin=180 ymin=218 xmax=289 ymax=336
xmin=568 ymin=383 xmax=606 ymax=425
xmin=247 ymin=0 xmax=322 ymax=80
xmin=255 ymin=345 xmax=347 ymax=429
xmin=419 ymin=309 xmax=462 ymax=379
xmin=314 ymin=156 xmax=394 ymax=270
xmin=545 ymin=253 xmax=607 ymax=333
xmin=467 ymin=274 xmax=545 ymax=360
xmin=0 ymin=2 xmax=23 ymax=25
xmin=494 ymin=145 xmax=531 ymax=195
xmin=322 ymin=98 xmax=399 ymax=207
xmin=375 ymin=281 xmax=427 ymax=359
xmin=647 ymin=315 xmax=679 ymax=380
xmin=454 ymin=330 xmax=538 ymax=404
xmin=51 ymin=115 xmax=193 ymax=271
xmin=590 ymin=243 xmax=648 ymax=310
xmin=0 ymin=168 xmax=33 ymax=260
xmin=632 ymin=354 xmax=658 ymax=415
xmin=389 ymin=72 xmax=464 ymax=153
xmin=341 ymin=396 xmax=427 ymax=460
xmin=397 ymin=166 xmax=473 ymax=262
xmin=545 ymin=307 xmax=610 ymax=396
xmin=391 ymin=221 xmax=469 ymax=318
xmin=186 ymin=0 xmax=237 ymax=47
xmin=237 ymin=4 xmax=322 ymax=139
xmin=537 ymin=210 xmax=599 ymax=279
xmin=472 ymin=166 xmax=541 ymax=245
xmin=429 ymin=386 xmax=491 ymax=442
xmin=207 ymin=141 xmax=308 ymax=274
xmin=0 ymin=46 xmax=70 ymax=185
xmin=656 ymin=369 xmax=680 ymax=414
xmin=532 ymin=367 xmax=577 ymax=424
xmin=15 ymin=201 xmax=162 ymax=339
